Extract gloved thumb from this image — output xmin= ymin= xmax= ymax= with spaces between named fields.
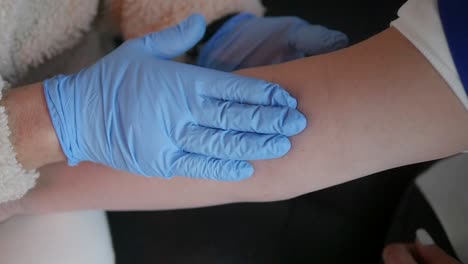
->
xmin=290 ymin=24 xmax=348 ymax=56
xmin=143 ymin=14 xmax=206 ymax=59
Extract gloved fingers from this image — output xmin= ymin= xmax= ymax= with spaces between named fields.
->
xmin=169 ymin=154 xmax=254 ymax=181
xmin=289 ymin=24 xmax=348 ymax=56
xmin=198 ymin=77 xmax=297 ymax=108
xmin=195 ymin=98 xmax=306 ymax=136
xmin=176 ymin=125 xmax=291 ymax=160
xmin=143 ymin=14 xmax=206 ymax=59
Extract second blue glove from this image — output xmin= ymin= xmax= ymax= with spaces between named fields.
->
xmin=198 ymin=13 xmax=348 ymax=71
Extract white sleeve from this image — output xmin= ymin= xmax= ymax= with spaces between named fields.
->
xmin=0 ymin=76 xmax=39 ymax=204
xmin=391 ymin=0 xmax=468 ymax=110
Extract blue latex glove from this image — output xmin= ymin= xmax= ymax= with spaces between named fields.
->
xmin=43 ymin=14 xmax=306 ymax=181
xmin=197 ymin=13 xmax=349 ymax=71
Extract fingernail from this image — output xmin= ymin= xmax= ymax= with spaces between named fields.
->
xmin=416 ymin=228 xmax=435 ymax=246
xmin=265 ymin=83 xmax=297 ymax=108
xmin=235 ymin=161 xmax=254 ymax=180
xmin=285 ymin=94 xmax=298 ymax=109
xmin=275 ymin=136 xmax=292 ymax=156
xmin=331 ymin=32 xmax=349 ymax=49
xmin=286 ymin=110 xmax=307 ymax=136
xmin=186 ymin=13 xmax=206 ymax=25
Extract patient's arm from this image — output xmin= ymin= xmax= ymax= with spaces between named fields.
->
xmin=16 ymin=28 xmax=468 ymax=215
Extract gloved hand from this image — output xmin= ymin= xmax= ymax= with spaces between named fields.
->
xmin=197 ymin=13 xmax=349 ymax=71
xmin=44 ymin=14 xmax=306 ymax=181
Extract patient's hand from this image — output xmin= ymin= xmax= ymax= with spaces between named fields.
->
xmin=383 ymin=243 xmax=460 ymax=264
xmin=197 ymin=13 xmax=348 ymax=71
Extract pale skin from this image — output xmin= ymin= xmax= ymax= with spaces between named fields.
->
xmin=1 ymin=28 xmax=467 ymax=219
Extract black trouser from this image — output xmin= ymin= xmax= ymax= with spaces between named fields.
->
xmin=383 ymin=183 xmax=459 ymax=262
xmin=109 ymin=163 xmax=439 ymax=264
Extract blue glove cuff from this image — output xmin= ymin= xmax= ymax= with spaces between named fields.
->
xmin=44 ymin=76 xmax=81 ymax=166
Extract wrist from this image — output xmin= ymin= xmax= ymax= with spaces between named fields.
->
xmin=1 ymin=83 xmax=65 ymax=169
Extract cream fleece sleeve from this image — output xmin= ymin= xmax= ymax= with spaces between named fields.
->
xmin=0 ymin=0 xmax=99 ymax=204
xmin=0 ymin=76 xmax=39 ymax=204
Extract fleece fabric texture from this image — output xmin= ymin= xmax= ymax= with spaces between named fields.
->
xmin=111 ymin=0 xmax=264 ymax=39
xmin=0 ymin=0 xmax=99 ymax=203
xmin=0 ymin=78 xmax=39 ymax=204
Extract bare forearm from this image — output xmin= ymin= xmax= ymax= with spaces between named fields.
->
xmin=243 ymin=27 xmax=468 ymax=194
xmin=1 ymin=83 xmax=65 ymax=169
xmin=19 ymin=28 xmax=468 ymax=215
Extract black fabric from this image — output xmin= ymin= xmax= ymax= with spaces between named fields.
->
xmin=108 ymin=162 xmax=433 ymax=264
xmin=383 ymin=183 xmax=459 ymax=262
xmin=262 ymin=0 xmax=407 ymax=45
